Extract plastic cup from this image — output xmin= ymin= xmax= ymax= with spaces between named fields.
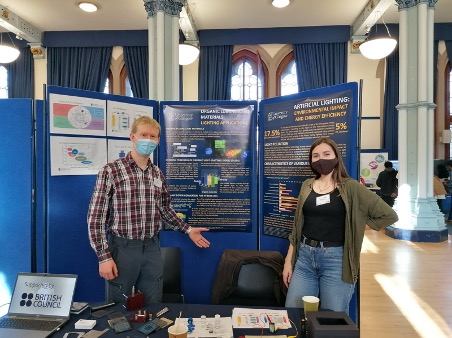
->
xmin=302 ymin=295 xmax=320 ymax=318
xmin=168 ymin=324 xmax=188 ymax=338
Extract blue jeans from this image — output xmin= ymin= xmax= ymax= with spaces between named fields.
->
xmin=285 ymin=243 xmax=355 ymax=314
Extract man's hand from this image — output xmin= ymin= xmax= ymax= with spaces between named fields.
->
xmin=99 ymin=259 xmax=118 ymax=280
xmin=188 ymin=228 xmax=210 ymax=248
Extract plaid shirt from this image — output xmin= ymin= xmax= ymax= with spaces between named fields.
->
xmin=88 ymin=152 xmax=189 ymax=262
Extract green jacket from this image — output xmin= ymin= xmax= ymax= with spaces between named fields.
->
xmin=288 ymin=177 xmax=399 ymax=284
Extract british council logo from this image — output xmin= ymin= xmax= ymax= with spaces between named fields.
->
xmin=20 ymin=293 xmax=34 ymax=307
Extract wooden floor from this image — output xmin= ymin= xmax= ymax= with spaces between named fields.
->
xmin=359 ymin=229 xmax=452 ymax=338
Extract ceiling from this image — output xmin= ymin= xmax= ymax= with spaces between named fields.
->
xmin=0 ymin=0 xmax=451 ymax=39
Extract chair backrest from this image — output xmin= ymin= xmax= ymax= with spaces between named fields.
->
xmin=211 ymin=249 xmax=286 ymax=306
xmin=161 ymin=246 xmax=184 ymax=303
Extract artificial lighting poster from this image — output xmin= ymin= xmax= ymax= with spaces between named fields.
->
xmin=159 ymin=103 xmax=257 ymax=232
xmin=260 ymin=82 xmax=359 ymax=238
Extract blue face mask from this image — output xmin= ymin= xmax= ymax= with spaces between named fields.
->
xmin=135 ymin=139 xmax=158 ymax=157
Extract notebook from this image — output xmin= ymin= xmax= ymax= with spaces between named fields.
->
xmin=0 ymin=272 xmax=77 ymax=338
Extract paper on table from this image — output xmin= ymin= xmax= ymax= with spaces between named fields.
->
xmin=232 ymin=308 xmax=291 ymax=329
xmin=177 ymin=316 xmax=233 ymax=338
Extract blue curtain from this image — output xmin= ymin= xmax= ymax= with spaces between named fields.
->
xmin=123 ymin=46 xmax=149 ymax=99
xmin=198 ymin=45 xmax=233 ymax=100
xmin=383 ymin=48 xmax=399 ymax=160
xmin=293 ymin=42 xmax=347 ymax=92
xmin=6 ymin=47 xmax=34 ymax=98
xmin=47 ymin=47 xmax=112 ymax=91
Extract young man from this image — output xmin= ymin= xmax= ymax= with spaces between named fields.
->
xmin=376 ymin=161 xmax=398 ymax=207
xmin=88 ymin=116 xmax=210 ymax=305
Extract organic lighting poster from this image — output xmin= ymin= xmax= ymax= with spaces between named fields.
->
xmin=159 ymin=103 xmax=257 ymax=232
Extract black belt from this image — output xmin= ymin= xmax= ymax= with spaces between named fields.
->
xmin=302 ymin=236 xmax=343 ymax=248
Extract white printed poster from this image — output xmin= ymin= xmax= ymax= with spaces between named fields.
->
xmin=107 ymin=101 xmax=153 ymax=138
xmin=50 ymin=136 xmax=107 ymax=176
xmin=49 ymin=94 xmax=107 ymax=136
xmin=107 ymin=139 xmax=134 ymax=163
xmin=360 ymin=152 xmax=388 ymax=186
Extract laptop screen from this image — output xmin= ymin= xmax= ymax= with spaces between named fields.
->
xmin=8 ymin=273 xmax=77 ymax=318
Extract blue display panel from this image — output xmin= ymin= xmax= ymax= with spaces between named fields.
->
xmin=0 ymin=99 xmax=33 ymax=308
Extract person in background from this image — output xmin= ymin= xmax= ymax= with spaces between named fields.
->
xmin=376 ymin=161 xmax=398 ymax=207
xmin=87 ymin=116 xmax=210 ymax=305
xmin=282 ymin=137 xmax=398 ymax=314
xmin=434 ymin=174 xmax=447 ymax=213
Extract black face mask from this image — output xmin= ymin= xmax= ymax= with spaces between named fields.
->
xmin=311 ymin=158 xmax=339 ymax=175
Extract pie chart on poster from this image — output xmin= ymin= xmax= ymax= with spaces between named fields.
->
xmin=68 ymin=106 xmax=92 ymax=129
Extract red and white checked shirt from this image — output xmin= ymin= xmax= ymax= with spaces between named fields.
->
xmin=88 ymin=152 xmax=189 ymax=262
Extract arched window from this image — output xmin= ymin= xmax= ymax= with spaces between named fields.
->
xmin=231 ymin=50 xmax=267 ymax=102
xmin=276 ymin=52 xmax=298 ymax=97
xmin=120 ymin=65 xmax=133 ymax=97
xmin=103 ymin=70 xmax=112 ymax=94
xmin=0 ymin=66 xmax=7 ymax=98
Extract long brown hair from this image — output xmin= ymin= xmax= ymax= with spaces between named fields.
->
xmin=309 ymin=137 xmax=350 ymax=183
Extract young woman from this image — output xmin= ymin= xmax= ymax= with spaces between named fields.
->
xmin=283 ymin=137 xmax=398 ymax=313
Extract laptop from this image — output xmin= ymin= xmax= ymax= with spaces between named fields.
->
xmin=0 ymin=272 xmax=77 ymax=338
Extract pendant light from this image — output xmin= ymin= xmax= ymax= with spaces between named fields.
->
xmin=0 ymin=32 xmax=20 ymax=64
xmin=359 ymin=12 xmax=397 ymax=60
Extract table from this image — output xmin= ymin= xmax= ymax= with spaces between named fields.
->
xmin=54 ymin=303 xmax=304 ymax=338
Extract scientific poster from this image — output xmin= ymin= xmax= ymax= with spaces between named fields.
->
xmin=160 ymin=103 xmax=256 ymax=232
xmin=360 ymin=151 xmax=388 ymax=186
xmin=107 ymin=139 xmax=134 ymax=163
xmin=106 ymin=100 xmax=153 ymax=138
xmin=50 ymin=136 xmax=107 ymax=176
xmin=49 ymin=94 xmax=106 ymax=136
xmin=260 ymin=83 xmax=358 ymax=238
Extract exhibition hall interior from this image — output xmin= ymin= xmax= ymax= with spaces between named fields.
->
xmin=1 ymin=1 xmax=452 ymax=337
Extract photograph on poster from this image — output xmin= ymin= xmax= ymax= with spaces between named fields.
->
xmin=106 ymin=100 xmax=153 ymax=138
xmin=49 ymin=93 xmax=106 ymax=136
xmin=50 ymin=136 xmax=107 ymax=176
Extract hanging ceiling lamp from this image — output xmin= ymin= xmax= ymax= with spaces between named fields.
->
xmin=0 ymin=32 xmax=20 ymax=63
xmin=272 ymin=0 xmax=290 ymax=8
xmin=179 ymin=43 xmax=199 ymax=66
xmin=359 ymin=12 xmax=397 ymax=60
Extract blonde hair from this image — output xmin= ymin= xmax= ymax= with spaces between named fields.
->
xmin=131 ymin=116 xmax=161 ymax=135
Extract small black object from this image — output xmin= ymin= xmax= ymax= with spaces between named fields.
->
xmin=112 ymin=320 xmax=132 ymax=333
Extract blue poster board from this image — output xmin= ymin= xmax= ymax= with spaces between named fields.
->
xmin=159 ymin=101 xmax=258 ymax=303
xmin=0 ymin=99 xmax=33 ymax=311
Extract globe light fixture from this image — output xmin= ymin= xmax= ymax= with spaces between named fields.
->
xmin=179 ymin=43 xmax=199 ymax=66
xmin=359 ymin=12 xmax=397 ymax=60
xmin=359 ymin=37 xmax=397 ymax=60
xmin=0 ymin=33 xmax=20 ymax=64
xmin=272 ymin=0 xmax=290 ymax=8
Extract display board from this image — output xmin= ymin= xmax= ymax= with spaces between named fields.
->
xmin=259 ymin=82 xmax=359 ymax=242
xmin=159 ymin=101 xmax=259 ymax=304
xmin=0 ymin=98 xmax=33 ymax=314
xmin=45 ymin=86 xmax=157 ymax=302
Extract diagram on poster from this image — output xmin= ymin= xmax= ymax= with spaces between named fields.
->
xmin=107 ymin=101 xmax=153 ymax=138
xmin=50 ymin=136 xmax=107 ymax=176
xmin=49 ymin=94 xmax=106 ymax=136
xmin=107 ymin=139 xmax=134 ymax=163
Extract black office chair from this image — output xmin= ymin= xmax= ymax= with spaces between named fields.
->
xmin=161 ymin=247 xmax=184 ymax=303
xmin=211 ymin=249 xmax=286 ymax=306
